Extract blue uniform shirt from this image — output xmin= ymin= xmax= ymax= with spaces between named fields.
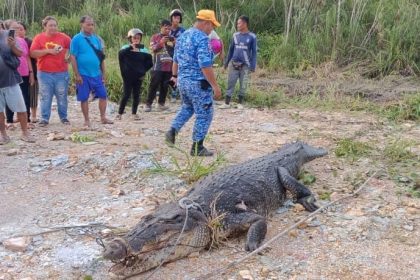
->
xmin=225 ymin=31 xmax=257 ymax=71
xmin=173 ymin=27 xmax=213 ymax=82
xmin=70 ymin=32 xmax=104 ymax=77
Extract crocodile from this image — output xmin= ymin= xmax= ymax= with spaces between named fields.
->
xmin=103 ymin=141 xmax=327 ymax=277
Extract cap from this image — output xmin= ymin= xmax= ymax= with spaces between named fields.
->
xmin=170 ymin=9 xmax=183 ymax=23
xmin=196 ymin=9 xmax=221 ymax=27
xmin=127 ymin=28 xmax=143 ymax=38
xmin=170 ymin=9 xmax=183 ymax=17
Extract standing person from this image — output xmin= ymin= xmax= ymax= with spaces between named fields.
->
xmin=169 ymin=9 xmax=185 ymax=103
xmin=116 ymin=28 xmax=153 ymax=120
xmin=209 ymin=30 xmax=224 ymax=64
xmin=169 ymin=9 xmax=185 ymax=38
xmin=30 ymin=16 xmax=71 ymax=126
xmin=70 ymin=15 xmax=113 ymax=127
xmin=4 ymin=20 xmax=34 ymax=127
xmin=18 ymin=21 xmax=39 ymax=123
xmin=220 ymin=15 xmax=257 ymax=110
xmin=144 ymin=20 xmax=174 ymax=112
xmin=165 ymin=9 xmax=222 ymax=156
xmin=0 ymin=27 xmax=35 ymax=143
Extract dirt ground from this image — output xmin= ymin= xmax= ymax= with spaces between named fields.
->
xmin=0 ymin=72 xmax=419 ymax=280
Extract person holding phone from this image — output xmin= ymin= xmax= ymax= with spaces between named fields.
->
xmin=116 ymin=28 xmax=153 ymax=121
xmin=30 ymin=16 xmax=71 ymax=126
xmin=144 ymin=20 xmax=174 ymax=112
xmin=3 ymin=20 xmax=34 ymax=129
xmin=0 ymin=22 xmax=35 ymax=143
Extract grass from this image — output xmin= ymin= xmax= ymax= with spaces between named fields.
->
xmin=383 ymin=138 xmax=416 ymax=163
xmin=147 ymin=146 xmax=226 ymax=184
xmin=70 ymin=132 xmax=95 ymax=143
xmin=334 ymin=138 xmax=372 ymax=161
xmin=298 ymin=170 xmax=317 ymax=185
xmin=381 ymin=94 xmax=420 ymax=122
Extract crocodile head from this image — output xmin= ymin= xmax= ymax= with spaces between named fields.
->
xmin=299 ymin=141 xmax=328 ymax=161
xmin=102 ymin=202 xmax=211 ymax=277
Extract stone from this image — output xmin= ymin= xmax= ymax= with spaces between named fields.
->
xmin=6 ymin=149 xmax=19 ymax=156
xmin=288 ymin=229 xmax=298 ymax=238
xmin=112 ymin=188 xmax=125 ymax=196
xmin=239 ymin=270 xmax=253 ymax=280
xmin=293 ymin=204 xmax=305 ymax=212
xmin=0 ymin=273 xmax=13 ymax=280
xmin=407 ymin=207 xmax=418 ymax=215
xmin=402 ymin=224 xmax=414 ymax=231
xmin=3 ymin=237 xmax=31 ymax=252
xmin=51 ymin=155 xmax=69 ymax=167
xmin=47 ymin=132 xmax=65 ymax=141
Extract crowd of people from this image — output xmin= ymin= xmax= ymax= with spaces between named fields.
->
xmin=0 ymin=9 xmax=257 ymax=156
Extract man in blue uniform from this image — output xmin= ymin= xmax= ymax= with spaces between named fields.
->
xmin=220 ymin=15 xmax=257 ymax=109
xmin=165 ymin=9 xmax=222 ymax=156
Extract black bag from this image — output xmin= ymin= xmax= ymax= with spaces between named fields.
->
xmin=84 ymin=37 xmax=106 ymax=63
xmin=232 ymin=61 xmax=243 ymax=70
xmin=1 ymin=49 xmax=20 ymax=70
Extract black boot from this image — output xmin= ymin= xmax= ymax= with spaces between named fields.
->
xmin=225 ymin=96 xmax=231 ymax=105
xmin=191 ymin=140 xmax=214 ymax=156
xmin=165 ymin=127 xmax=177 ymax=145
xmin=238 ymin=95 xmax=244 ymax=104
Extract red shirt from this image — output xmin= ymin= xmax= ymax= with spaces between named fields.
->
xmin=30 ymin=32 xmax=71 ymax=72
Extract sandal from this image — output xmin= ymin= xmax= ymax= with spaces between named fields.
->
xmin=31 ymin=119 xmax=39 ymax=123
xmin=132 ymin=114 xmax=141 ymax=121
xmin=115 ymin=114 xmax=122 ymax=120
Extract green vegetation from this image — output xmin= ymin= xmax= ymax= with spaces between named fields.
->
xmin=70 ymin=132 xmax=95 ymax=143
xmin=2 ymin=0 xmax=419 ymax=77
xmin=381 ymin=94 xmax=420 ymax=122
xmin=298 ymin=170 xmax=317 ymax=185
xmin=334 ymin=138 xmax=372 ymax=160
xmin=383 ymin=138 xmax=416 ymax=163
xmin=147 ymin=146 xmax=226 ymax=183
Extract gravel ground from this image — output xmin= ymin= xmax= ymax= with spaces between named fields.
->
xmin=0 ymin=83 xmax=419 ymax=280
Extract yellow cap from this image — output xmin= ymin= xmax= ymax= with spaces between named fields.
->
xmin=196 ymin=9 xmax=221 ymax=27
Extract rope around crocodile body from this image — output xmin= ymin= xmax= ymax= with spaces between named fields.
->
xmin=196 ymin=170 xmax=379 ymax=280
xmin=119 ymin=198 xmax=203 ymax=280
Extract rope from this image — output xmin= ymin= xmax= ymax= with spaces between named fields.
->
xmin=120 ymin=198 xmax=202 ymax=280
xmin=196 ymin=170 xmax=378 ymax=280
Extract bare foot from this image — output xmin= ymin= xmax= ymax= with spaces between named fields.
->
xmin=101 ymin=118 xmax=114 ymax=124
xmin=20 ymin=134 xmax=35 ymax=143
xmin=6 ymin=123 xmax=16 ymax=130
xmin=0 ymin=135 xmax=11 ymax=145
xmin=84 ymin=121 xmax=91 ymax=128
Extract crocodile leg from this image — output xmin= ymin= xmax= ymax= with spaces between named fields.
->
xmin=277 ymin=166 xmax=319 ymax=212
xmin=224 ymin=211 xmax=267 ymax=251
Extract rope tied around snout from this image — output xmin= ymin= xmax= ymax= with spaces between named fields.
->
xmin=178 ymin=197 xmax=204 ymax=213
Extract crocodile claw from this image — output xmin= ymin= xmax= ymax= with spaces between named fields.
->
xmin=297 ymin=195 xmax=319 ymax=212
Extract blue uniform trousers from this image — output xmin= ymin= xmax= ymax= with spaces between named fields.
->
xmin=171 ymin=80 xmax=214 ymax=142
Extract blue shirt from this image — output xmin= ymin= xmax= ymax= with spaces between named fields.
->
xmin=70 ymin=32 xmax=104 ymax=77
xmin=170 ymin=26 xmax=185 ymax=39
xmin=225 ymin=32 xmax=257 ymax=71
xmin=173 ymin=27 xmax=213 ymax=82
